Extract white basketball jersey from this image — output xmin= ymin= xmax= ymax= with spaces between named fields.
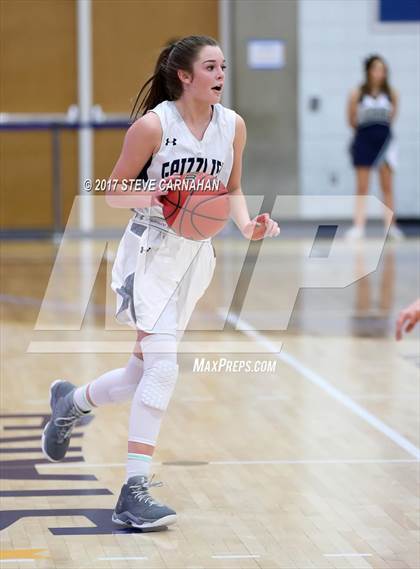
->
xmin=134 ymin=100 xmax=236 ymax=225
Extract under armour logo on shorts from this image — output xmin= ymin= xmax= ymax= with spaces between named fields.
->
xmin=165 ymin=138 xmax=177 ymax=146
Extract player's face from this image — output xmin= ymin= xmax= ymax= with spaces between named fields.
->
xmin=369 ymin=59 xmax=386 ymax=85
xmin=190 ymin=45 xmax=226 ymax=103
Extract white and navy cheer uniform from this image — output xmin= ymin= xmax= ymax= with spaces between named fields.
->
xmin=111 ymin=100 xmax=236 ymax=335
xmin=350 ymin=91 xmax=397 ymax=169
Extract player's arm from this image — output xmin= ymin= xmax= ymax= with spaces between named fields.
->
xmin=348 ymin=88 xmax=359 ymax=129
xmin=226 ymin=114 xmax=251 ymax=229
xmin=227 ymin=114 xmax=279 ymax=240
xmin=390 ymin=88 xmax=399 ymax=123
xmin=106 ymin=113 xmax=162 ymax=208
xmin=396 ymin=298 xmax=420 ymax=341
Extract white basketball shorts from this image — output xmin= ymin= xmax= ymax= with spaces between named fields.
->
xmin=111 ymin=217 xmax=216 ymax=334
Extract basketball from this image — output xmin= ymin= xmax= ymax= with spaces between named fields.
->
xmin=159 ymin=172 xmax=230 ymax=240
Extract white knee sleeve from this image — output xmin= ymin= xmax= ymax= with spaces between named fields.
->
xmin=138 ymin=333 xmax=178 ymax=411
xmin=127 ymin=333 xmax=178 ymax=447
xmin=140 ymin=360 xmax=178 ymax=411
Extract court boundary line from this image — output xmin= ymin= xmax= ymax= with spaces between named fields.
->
xmin=212 ymin=554 xmax=260 ymax=559
xmin=97 ymin=557 xmax=148 ymax=561
xmin=224 ymin=312 xmax=420 ymax=460
xmin=324 ymin=553 xmax=372 ymax=558
xmin=36 ymin=458 xmax=419 ymax=469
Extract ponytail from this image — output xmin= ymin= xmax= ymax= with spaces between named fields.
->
xmin=130 ymin=41 xmax=176 ymax=120
xmin=130 ymin=35 xmax=219 ymax=120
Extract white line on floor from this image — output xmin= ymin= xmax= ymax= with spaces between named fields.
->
xmin=209 ymin=458 xmax=418 ymax=465
xmin=36 ymin=458 xmax=418 ymax=469
xmin=224 ymin=311 xmax=420 ymax=460
xmin=97 ymin=557 xmax=148 ymax=561
xmin=212 ymin=554 xmax=260 ymax=559
xmin=324 ymin=553 xmax=372 ymax=557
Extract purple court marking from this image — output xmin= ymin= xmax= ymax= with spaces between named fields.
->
xmin=0 ymin=457 xmax=98 ymax=480
xmin=0 ymin=446 xmax=82 ymax=453
xmin=1 ymin=413 xmax=94 ymax=431
xmin=0 ymin=433 xmax=83 ymax=443
xmin=0 ymin=509 xmax=168 ymax=535
xmin=3 ymin=426 xmax=49 ymax=431
xmin=0 ymin=413 xmax=53 ymax=418
xmin=1 ymin=489 xmax=112 ymax=497
xmin=0 ymin=411 xmax=127 ymax=534
xmin=1 ymin=413 xmax=97 ymax=481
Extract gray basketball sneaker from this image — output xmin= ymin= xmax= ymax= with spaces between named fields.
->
xmin=42 ymin=379 xmax=90 ymax=462
xmin=112 ymin=475 xmax=177 ymax=529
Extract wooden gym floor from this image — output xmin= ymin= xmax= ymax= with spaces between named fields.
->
xmin=0 ymin=235 xmax=419 ymax=568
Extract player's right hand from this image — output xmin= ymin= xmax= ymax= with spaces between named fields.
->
xmin=151 ymin=187 xmax=169 ymax=206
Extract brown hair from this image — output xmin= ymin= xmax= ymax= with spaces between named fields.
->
xmin=131 ymin=35 xmax=219 ymax=120
xmin=360 ymin=55 xmax=392 ymax=101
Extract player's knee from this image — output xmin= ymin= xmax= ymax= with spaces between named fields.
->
xmin=139 ymin=360 xmax=179 ymax=411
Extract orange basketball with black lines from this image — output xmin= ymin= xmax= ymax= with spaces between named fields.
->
xmin=159 ymin=172 xmax=230 ymax=240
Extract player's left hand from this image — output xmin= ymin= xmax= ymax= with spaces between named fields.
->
xmin=396 ymin=298 xmax=420 ymax=341
xmin=242 ymin=213 xmax=280 ymax=241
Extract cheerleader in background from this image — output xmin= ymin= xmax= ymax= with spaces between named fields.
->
xmin=347 ymin=55 xmax=404 ymax=240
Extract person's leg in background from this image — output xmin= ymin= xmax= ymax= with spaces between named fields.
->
xmin=379 ymin=162 xmax=404 ymax=240
xmin=346 ymin=166 xmax=370 ymax=239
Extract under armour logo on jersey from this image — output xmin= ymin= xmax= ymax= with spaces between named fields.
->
xmin=165 ymin=138 xmax=177 ymax=146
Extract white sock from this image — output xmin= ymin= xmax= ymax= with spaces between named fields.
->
xmin=126 ymin=452 xmax=152 ymax=481
xmin=73 ymin=355 xmax=144 ymax=412
xmin=126 ymin=334 xmax=178 ymax=482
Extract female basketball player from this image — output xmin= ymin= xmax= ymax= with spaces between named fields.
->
xmin=42 ymin=36 xmax=279 ymax=529
xmin=346 ymin=55 xmax=404 ymax=240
